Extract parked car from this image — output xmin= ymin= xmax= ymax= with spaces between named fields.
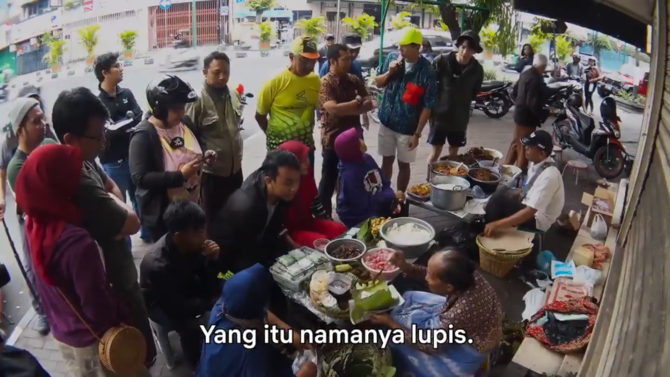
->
xmin=597 ymin=64 xmax=649 ymax=97
xmin=356 ymin=29 xmax=454 ymax=71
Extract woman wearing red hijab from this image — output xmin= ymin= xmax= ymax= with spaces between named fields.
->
xmin=277 ymin=141 xmax=346 ymax=247
xmin=15 ymin=144 xmax=145 ymax=377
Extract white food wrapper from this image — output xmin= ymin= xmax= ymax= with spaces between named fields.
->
xmin=551 ymin=260 xmax=576 ymax=280
xmin=292 ymin=350 xmax=318 ymax=374
xmin=522 ymin=288 xmax=546 ymax=321
xmin=573 ymin=265 xmax=603 ymax=287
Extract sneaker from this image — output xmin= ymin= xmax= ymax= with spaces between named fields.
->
xmin=35 ymin=315 xmax=50 ymax=336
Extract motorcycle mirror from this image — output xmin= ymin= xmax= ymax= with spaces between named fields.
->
xmin=245 ymin=93 xmax=254 ymax=98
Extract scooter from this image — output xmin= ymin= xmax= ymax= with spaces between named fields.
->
xmin=551 ymin=97 xmax=629 ymax=179
xmin=236 ymin=84 xmax=254 ymax=131
xmin=544 ymin=75 xmax=583 ymax=114
xmin=471 ymin=81 xmax=514 ymax=118
xmin=163 ymin=46 xmax=200 ymax=71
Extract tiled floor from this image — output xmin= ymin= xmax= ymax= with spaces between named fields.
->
xmin=8 ymin=113 xmax=606 ymax=376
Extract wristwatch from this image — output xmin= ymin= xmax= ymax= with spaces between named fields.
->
xmin=414 ymin=133 xmax=421 ymax=138
xmin=355 ymin=96 xmax=363 ymax=105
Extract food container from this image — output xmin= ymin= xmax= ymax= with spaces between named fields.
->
xmin=328 ymin=274 xmax=353 ymax=296
xmin=324 ymin=239 xmax=367 ymax=264
xmin=379 ymin=218 xmax=435 ymax=260
xmin=478 ymin=160 xmax=500 ymax=171
xmin=430 ymin=175 xmax=470 ymax=211
xmin=361 ymin=248 xmax=401 ymax=281
xmin=313 ymin=238 xmax=329 ymax=252
xmin=429 ymin=160 xmax=470 ymax=178
xmin=467 ymin=168 xmax=501 ymax=194
xmin=500 ymin=164 xmax=522 ymax=188
xmin=469 ymin=147 xmax=504 ymax=161
xmin=407 ymin=183 xmax=431 ymax=202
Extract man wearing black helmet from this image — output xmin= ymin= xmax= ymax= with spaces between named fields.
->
xmin=94 ymin=52 xmax=148 ymax=241
xmin=130 ymin=74 xmax=215 ymax=242
xmin=429 ymin=30 xmax=484 ymax=163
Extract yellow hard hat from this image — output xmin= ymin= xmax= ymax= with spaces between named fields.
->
xmin=398 ymin=28 xmax=423 ymax=46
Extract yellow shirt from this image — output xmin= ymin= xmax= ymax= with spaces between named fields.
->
xmin=256 ymin=68 xmax=321 ymax=150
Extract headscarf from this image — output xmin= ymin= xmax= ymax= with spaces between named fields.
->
xmin=14 ymin=144 xmax=82 ymax=285
xmin=334 ymin=128 xmax=364 ymax=163
xmin=276 ymin=141 xmax=318 ymax=229
xmin=222 ymin=263 xmax=273 ymax=320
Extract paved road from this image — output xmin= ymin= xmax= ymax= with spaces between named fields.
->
xmin=0 ymin=53 xmax=288 ymax=334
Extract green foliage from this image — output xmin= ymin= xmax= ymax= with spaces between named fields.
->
xmin=43 ymin=40 xmax=67 ymax=66
xmin=493 ymin=7 xmax=517 ymax=58
xmin=259 ymin=21 xmax=273 ymax=42
xmin=40 ymin=33 xmax=55 ymax=46
xmin=119 ymin=30 xmax=137 ymax=51
xmin=437 ymin=21 xmax=449 ymax=32
xmin=484 ymin=69 xmax=498 ymax=81
xmin=479 ymin=28 xmax=496 ymax=51
xmin=77 ymin=24 xmax=101 ymax=57
xmin=618 ymin=91 xmax=644 ymax=104
xmin=295 ymin=17 xmax=326 ymax=39
xmin=341 ymin=13 xmax=378 ymax=39
xmin=390 ymin=12 xmax=417 ymax=30
xmin=529 ymin=35 xmax=545 ymax=55
xmin=530 ymin=18 xmax=555 ymax=40
xmin=555 ymin=35 xmax=573 ymax=61
xmin=246 ymin=0 xmax=276 ymax=22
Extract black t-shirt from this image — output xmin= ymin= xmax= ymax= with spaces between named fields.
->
xmin=97 ymin=85 xmax=143 ymax=164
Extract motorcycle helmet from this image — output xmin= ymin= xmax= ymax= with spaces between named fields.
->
xmin=600 ymin=96 xmax=621 ymax=123
xmin=568 ymin=93 xmax=583 ymax=108
xmin=146 ymin=75 xmax=197 ymax=122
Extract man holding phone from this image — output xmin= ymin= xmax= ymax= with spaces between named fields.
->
xmin=374 ymin=28 xmax=437 ymax=192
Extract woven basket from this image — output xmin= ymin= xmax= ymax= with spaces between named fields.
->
xmin=476 ymin=234 xmax=532 ymax=278
xmin=99 ymin=324 xmax=147 ymax=375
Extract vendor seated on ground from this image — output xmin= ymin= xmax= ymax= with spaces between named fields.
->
xmin=277 ymin=141 xmax=346 ymax=247
xmin=484 ymin=130 xmax=565 ymax=237
xmin=335 ymin=128 xmax=403 ymax=228
xmin=209 ymin=149 xmax=303 ymax=273
xmin=369 ymin=249 xmax=503 ymax=377
xmin=197 ymin=264 xmax=317 ymax=377
xmin=139 ymin=199 xmax=222 ymax=368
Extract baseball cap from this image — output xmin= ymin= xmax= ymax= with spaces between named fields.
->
xmin=342 ymin=34 xmax=362 ymax=49
xmin=290 ymin=36 xmax=319 ymax=59
xmin=398 ymin=28 xmax=423 ymax=46
xmin=521 ymin=130 xmax=554 ymax=154
xmin=325 ymin=34 xmax=335 ymax=41
xmin=456 ymin=30 xmax=483 ymax=53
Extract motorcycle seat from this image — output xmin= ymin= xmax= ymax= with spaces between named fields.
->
xmin=480 ymin=81 xmax=506 ymax=92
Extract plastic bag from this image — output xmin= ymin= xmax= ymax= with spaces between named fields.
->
xmin=551 ymin=260 xmax=576 ymax=280
xmin=574 ymin=265 xmax=603 ymax=287
xmin=590 ymin=214 xmax=608 ymax=241
xmin=292 ymin=350 xmax=318 ymax=375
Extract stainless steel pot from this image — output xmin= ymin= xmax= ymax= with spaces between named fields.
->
xmin=429 ymin=160 xmax=470 ymax=180
xmin=430 ymin=175 xmax=470 ymax=211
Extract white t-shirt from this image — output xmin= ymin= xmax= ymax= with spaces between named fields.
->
xmin=521 ymin=158 xmax=565 ymax=231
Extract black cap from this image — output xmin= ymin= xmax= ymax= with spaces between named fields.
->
xmin=343 ymin=33 xmax=362 ymax=49
xmin=521 ymin=130 xmax=554 ymax=154
xmin=456 ymin=30 xmax=483 ymax=54
xmin=325 ymin=34 xmax=335 ymax=41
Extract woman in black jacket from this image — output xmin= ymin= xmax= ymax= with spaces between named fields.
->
xmin=129 ymin=75 xmax=214 ymax=242
xmin=515 ymin=44 xmax=534 ymax=73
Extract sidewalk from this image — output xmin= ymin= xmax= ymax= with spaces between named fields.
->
xmin=6 ymin=115 xmax=596 ymax=376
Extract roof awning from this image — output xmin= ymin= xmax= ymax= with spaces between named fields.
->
xmin=512 ymin=0 xmax=649 ymax=48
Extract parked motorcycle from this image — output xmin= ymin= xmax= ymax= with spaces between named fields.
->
xmin=544 ymin=75 xmax=583 ymax=114
xmin=471 ymin=81 xmax=514 ymax=119
xmin=236 ymin=84 xmax=254 ymax=131
xmin=163 ymin=47 xmax=200 ymax=71
xmin=552 ymin=96 xmax=628 ymax=179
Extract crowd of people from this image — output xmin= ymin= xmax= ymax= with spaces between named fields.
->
xmin=0 ymin=26 xmax=571 ymax=377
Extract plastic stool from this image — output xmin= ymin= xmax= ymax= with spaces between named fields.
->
xmin=150 ymin=320 xmax=177 ymax=370
xmin=562 ymin=160 xmax=588 ymax=185
xmin=552 ymin=145 xmax=563 ymax=164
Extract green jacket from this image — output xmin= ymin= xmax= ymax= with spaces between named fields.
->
xmin=431 ymin=52 xmax=484 ymax=132
xmin=185 ymin=82 xmax=243 ymax=177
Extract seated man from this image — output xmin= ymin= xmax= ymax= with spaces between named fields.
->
xmin=484 ymin=130 xmax=565 ymax=236
xmin=139 ymin=199 xmax=221 ymax=368
xmin=210 ymin=149 xmax=302 ymax=273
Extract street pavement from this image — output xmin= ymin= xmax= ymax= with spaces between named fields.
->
xmin=0 ymin=50 xmax=646 ymax=375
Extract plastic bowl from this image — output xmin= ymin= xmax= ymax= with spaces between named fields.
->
xmin=313 ymin=238 xmax=330 ymax=252
xmin=324 ymin=239 xmax=367 ymax=263
xmin=379 ymin=217 xmax=435 ymax=260
xmin=361 ymin=248 xmax=402 ymax=281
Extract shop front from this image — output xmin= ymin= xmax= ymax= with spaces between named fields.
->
xmin=512 ymin=0 xmax=666 ymax=375
xmin=10 ymin=9 xmax=62 ymax=75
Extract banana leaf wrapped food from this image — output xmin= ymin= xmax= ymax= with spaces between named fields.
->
xmin=319 ymin=343 xmax=395 ymax=377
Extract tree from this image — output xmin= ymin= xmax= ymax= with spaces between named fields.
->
xmin=341 ymin=13 xmax=378 ymax=40
xmin=390 ymin=11 xmax=417 ymax=30
xmin=246 ymin=0 xmax=276 ymax=23
xmin=589 ymin=33 xmax=612 ymax=63
xmin=43 ymin=40 xmax=66 ymax=67
xmin=528 ymin=35 xmax=545 ymax=55
xmin=554 ymin=35 xmax=572 ymax=62
xmin=77 ymin=24 xmax=100 ymax=58
xmin=295 ymin=17 xmax=326 ymax=39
